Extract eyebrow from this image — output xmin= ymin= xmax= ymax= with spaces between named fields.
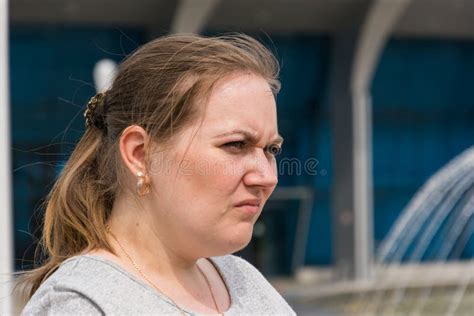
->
xmin=215 ymin=129 xmax=284 ymax=145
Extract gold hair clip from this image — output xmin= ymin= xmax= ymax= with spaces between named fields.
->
xmin=84 ymin=92 xmax=106 ymax=129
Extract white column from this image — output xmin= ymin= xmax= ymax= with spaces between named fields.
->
xmin=331 ymin=0 xmax=411 ymax=280
xmin=350 ymin=0 xmax=411 ymax=279
xmin=0 ymin=0 xmax=14 ymax=314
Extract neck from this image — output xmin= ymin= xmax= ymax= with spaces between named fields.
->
xmin=105 ymin=195 xmax=201 ymax=284
xmin=97 ymin=194 xmax=226 ymax=315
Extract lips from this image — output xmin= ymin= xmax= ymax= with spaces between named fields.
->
xmin=234 ymin=198 xmax=262 ymax=217
xmin=234 ymin=199 xmax=261 ymax=207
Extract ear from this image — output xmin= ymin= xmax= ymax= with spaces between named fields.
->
xmin=119 ymin=125 xmax=149 ymax=176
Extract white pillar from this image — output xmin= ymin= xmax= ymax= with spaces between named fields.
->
xmin=331 ymin=0 xmax=411 ymax=280
xmin=0 ymin=0 xmax=14 ymax=314
xmin=350 ymin=0 xmax=411 ymax=279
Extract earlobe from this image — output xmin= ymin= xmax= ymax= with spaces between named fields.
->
xmin=119 ymin=125 xmax=149 ymax=176
xmin=136 ymin=171 xmax=151 ymax=196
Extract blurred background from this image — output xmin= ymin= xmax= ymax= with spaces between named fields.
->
xmin=2 ymin=0 xmax=474 ymax=315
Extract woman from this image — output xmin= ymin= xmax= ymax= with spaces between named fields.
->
xmin=21 ymin=34 xmax=295 ymax=315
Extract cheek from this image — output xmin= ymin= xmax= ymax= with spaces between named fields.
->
xmin=174 ymin=155 xmax=245 ymax=204
xmin=194 ymin=152 xmax=245 ymax=183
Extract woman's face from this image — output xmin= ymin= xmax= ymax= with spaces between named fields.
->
xmin=147 ymin=72 xmax=282 ymax=259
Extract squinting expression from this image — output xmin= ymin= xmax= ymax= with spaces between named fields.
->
xmin=148 ymin=72 xmax=283 ymax=258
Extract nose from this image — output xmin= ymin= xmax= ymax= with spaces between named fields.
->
xmin=242 ymin=148 xmax=278 ymax=188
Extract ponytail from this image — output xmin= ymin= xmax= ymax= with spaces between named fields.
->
xmin=18 ymin=128 xmax=115 ymax=299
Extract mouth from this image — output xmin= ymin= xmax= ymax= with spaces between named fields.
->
xmin=234 ymin=199 xmax=262 ymax=216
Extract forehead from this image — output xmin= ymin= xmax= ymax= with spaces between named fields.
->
xmin=200 ymin=73 xmax=278 ymax=136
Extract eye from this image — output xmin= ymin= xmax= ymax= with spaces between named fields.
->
xmin=264 ymin=143 xmax=282 ymax=156
xmin=222 ymin=141 xmax=247 ymax=151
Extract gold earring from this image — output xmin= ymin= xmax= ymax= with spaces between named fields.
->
xmin=136 ymin=171 xmax=150 ymax=196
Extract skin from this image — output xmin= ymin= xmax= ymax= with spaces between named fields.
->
xmin=91 ymin=72 xmax=283 ymax=313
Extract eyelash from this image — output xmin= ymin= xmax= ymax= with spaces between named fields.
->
xmin=224 ymin=141 xmax=247 ymax=150
xmin=223 ymin=141 xmax=282 ymax=156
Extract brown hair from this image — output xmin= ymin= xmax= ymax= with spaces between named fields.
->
xmin=18 ymin=33 xmax=280 ymax=299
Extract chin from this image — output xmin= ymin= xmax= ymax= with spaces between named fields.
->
xmin=204 ymin=223 xmax=254 ymax=257
xmin=223 ymin=223 xmax=255 ymax=254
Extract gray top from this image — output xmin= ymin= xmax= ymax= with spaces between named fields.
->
xmin=22 ymin=254 xmax=296 ymax=315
